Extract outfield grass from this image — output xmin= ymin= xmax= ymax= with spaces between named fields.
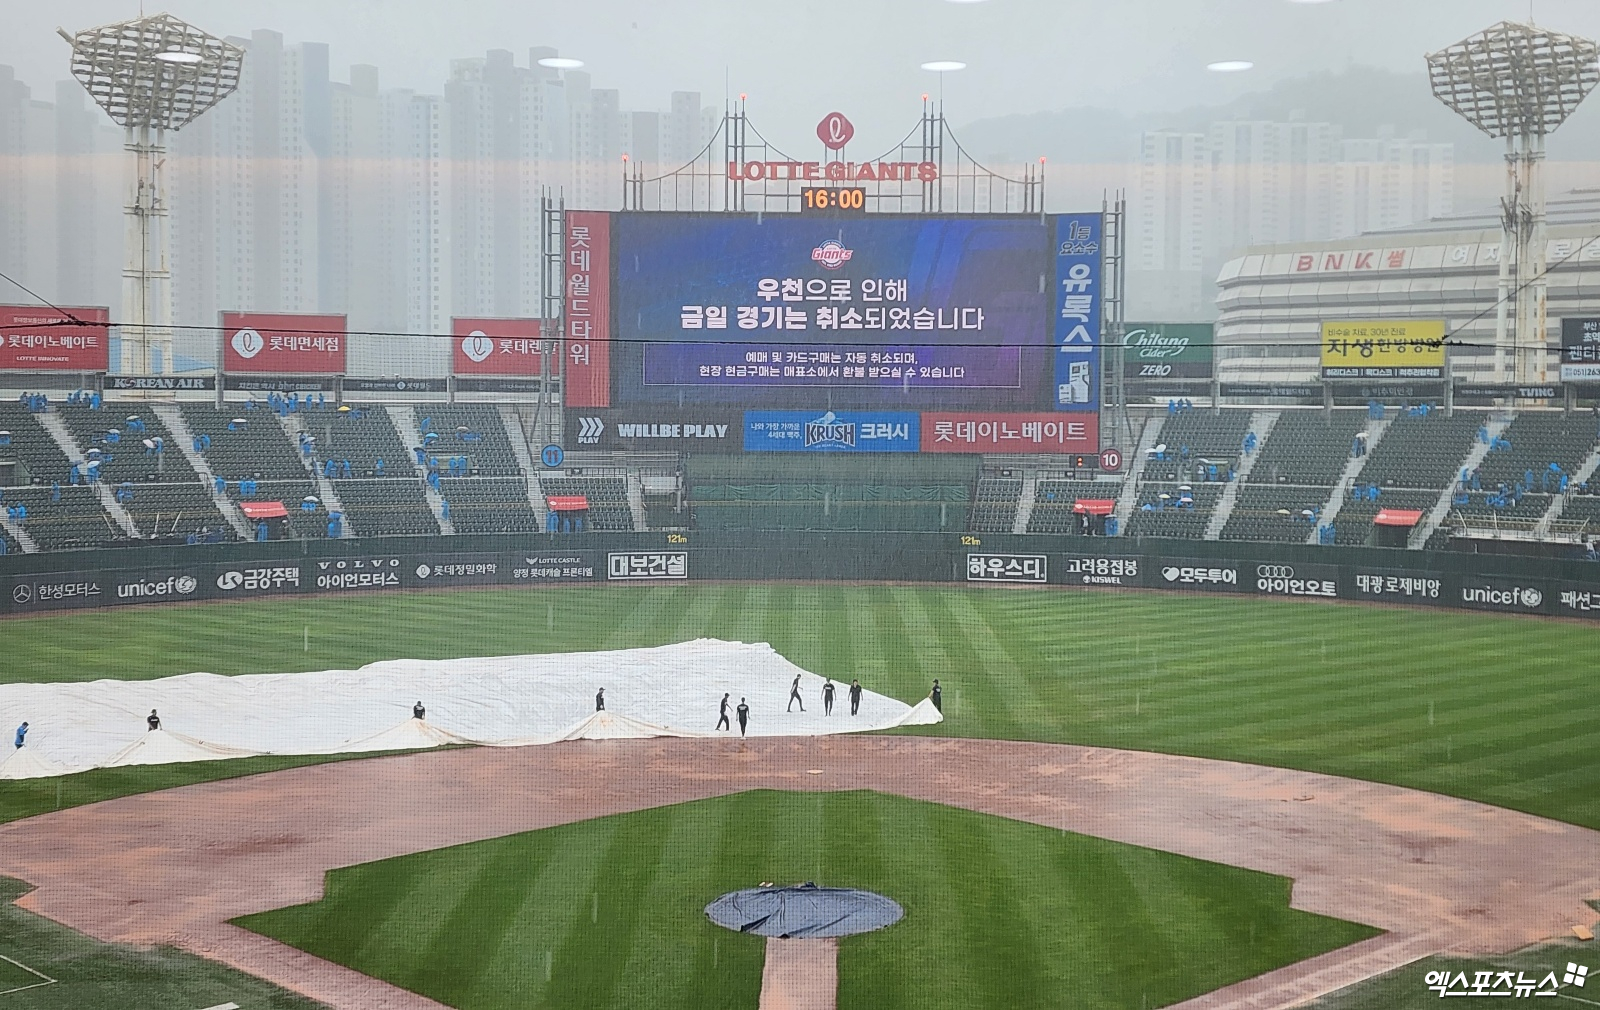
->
xmin=0 ymin=877 xmax=320 ymax=1009
xmin=236 ymin=790 xmax=1380 ymax=1010
xmin=3 ymin=585 xmax=1598 ymax=831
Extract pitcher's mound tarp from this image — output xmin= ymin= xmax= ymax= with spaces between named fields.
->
xmin=705 ymin=883 xmax=904 ymax=939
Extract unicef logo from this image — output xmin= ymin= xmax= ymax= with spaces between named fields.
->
xmin=462 ymin=332 xmax=494 ymax=363
xmin=175 ymin=576 xmax=197 ymax=595
xmin=415 ymin=564 xmax=432 ymax=579
xmin=216 ymin=571 xmax=243 ymax=590
xmin=231 ymin=328 xmax=264 ymax=359
xmin=1521 ymin=587 xmax=1543 ymax=608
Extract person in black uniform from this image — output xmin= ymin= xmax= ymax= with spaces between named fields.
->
xmin=717 ymin=693 xmax=731 ymax=731
xmin=787 ymin=674 xmax=805 ymax=712
xmin=930 ymin=679 xmax=942 ymax=713
xmin=848 ymin=679 xmax=862 ymax=716
xmin=147 ymin=709 xmax=161 ymax=732
xmin=595 ymin=688 xmax=605 ymax=712
xmin=736 ymin=698 xmax=750 ymax=737
xmin=413 ymin=701 xmax=426 ymax=720
xmin=822 ymin=679 xmax=835 ymax=716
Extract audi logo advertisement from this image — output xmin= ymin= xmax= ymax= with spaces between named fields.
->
xmin=1253 ymin=563 xmax=1338 ymax=598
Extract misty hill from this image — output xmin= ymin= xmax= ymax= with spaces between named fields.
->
xmin=957 ymin=66 xmax=1600 ymax=165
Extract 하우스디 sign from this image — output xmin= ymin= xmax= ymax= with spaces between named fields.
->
xmin=0 ymin=305 xmax=110 ymax=372
xmin=222 ymin=312 xmax=346 ymax=374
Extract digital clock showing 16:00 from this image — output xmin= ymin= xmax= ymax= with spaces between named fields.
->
xmin=801 ymin=187 xmax=867 ymax=214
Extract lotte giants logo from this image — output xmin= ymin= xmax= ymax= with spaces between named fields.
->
xmin=811 ymin=240 xmax=854 ymax=270
xmin=817 ymin=112 xmax=854 ymax=150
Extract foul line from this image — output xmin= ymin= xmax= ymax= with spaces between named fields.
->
xmin=0 ymin=953 xmax=58 ymax=996
xmin=1556 ymin=993 xmax=1600 ymax=1008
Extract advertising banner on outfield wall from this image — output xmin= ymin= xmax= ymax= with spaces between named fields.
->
xmin=310 ymin=556 xmax=404 ymax=592
xmin=1559 ymin=318 xmax=1600 ymax=383
xmin=1250 ymin=562 xmax=1338 ymax=598
xmin=222 ymin=312 xmax=347 ymax=374
xmin=453 ymin=317 xmax=544 ymax=376
xmin=564 ymin=211 xmax=611 ymax=408
xmin=407 ymin=554 xmax=505 ymax=587
xmin=1320 ymin=320 xmax=1446 ymax=379
xmin=1054 ymin=554 xmax=1144 ymax=587
xmin=508 ymin=551 xmax=601 ymax=583
xmin=1341 ymin=569 xmax=1445 ymax=605
xmin=1555 ymin=582 xmax=1600 ymax=619
xmin=0 ymin=305 xmax=110 ymax=372
xmin=1154 ymin=558 xmax=1246 ymax=593
xmin=1453 ymin=576 xmax=1553 ymax=615
xmin=607 ymin=551 xmax=689 ymax=580
xmin=966 ymin=553 xmax=1048 ymax=584
xmin=920 ymin=412 xmax=1097 ymax=454
xmin=567 ymin=408 xmax=742 ymax=450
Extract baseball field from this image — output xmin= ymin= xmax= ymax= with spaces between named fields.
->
xmin=2 ymin=584 xmax=1598 ymax=1008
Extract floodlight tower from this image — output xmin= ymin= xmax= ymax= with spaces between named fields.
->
xmin=1427 ymin=21 xmax=1599 ymax=383
xmin=59 ymin=14 xmax=243 ymax=375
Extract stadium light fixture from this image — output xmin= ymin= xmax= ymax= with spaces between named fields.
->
xmin=537 ymin=57 xmax=585 ymax=70
xmin=920 ymin=61 xmax=967 ymax=72
xmin=1427 ymin=20 xmax=1600 ymax=382
xmin=59 ymin=14 xmax=242 ymax=377
xmin=1206 ymin=60 xmax=1255 ymax=72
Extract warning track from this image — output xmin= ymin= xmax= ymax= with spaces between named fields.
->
xmin=1 ymin=736 xmax=1597 ymax=1010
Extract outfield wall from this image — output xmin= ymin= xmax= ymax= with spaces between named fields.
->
xmin=2 ymin=533 xmax=1598 ymax=620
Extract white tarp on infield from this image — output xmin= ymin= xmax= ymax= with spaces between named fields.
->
xmin=0 ymin=639 xmax=939 ymax=778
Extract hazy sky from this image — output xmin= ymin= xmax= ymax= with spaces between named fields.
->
xmin=10 ymin=0 xmax=1600 ymax=146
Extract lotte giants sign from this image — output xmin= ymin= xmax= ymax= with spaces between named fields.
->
xmin=222 ymin=312 xmax=347 ymax=374
xmin=0 ymin=305 xmax=110 ymax=371
xmin=452 ymin=317 xmax=543 ymax=376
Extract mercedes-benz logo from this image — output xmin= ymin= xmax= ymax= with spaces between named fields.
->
xmin=12 ymin=584 xmax=33 ymax=604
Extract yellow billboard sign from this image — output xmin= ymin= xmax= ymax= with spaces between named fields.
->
xmin=1320 ymin=320 xmax=1446 ymax=379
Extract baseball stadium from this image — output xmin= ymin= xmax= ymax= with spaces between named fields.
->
xmin=3 ymin=9 xmax=1600 ymax=1010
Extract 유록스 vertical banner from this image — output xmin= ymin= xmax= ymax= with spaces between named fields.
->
xmin=1053 ymin=214 xmax=1102 ymax=412
xmin=0 ymin=305 xmax=110 ymax=371
xmin=452 ymin=318 xmax=543 ymax=376
xmin=221 ymin=312 xmax=347 ymax=374
xmin=564 ymin=211 xmax=611 ymax=407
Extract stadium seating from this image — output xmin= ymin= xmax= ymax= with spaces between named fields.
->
xmin=317 ymin=408 xmax=412 ymax=477
xmin=230 ymin=479 xmax=328 ymax=539
xmin=1025 ymin=480 xmax=1115 ymax=534
xmin=540 ymin=476 xmax=634 ymax=531
xmin=438 ymin=477 xmax=541 ymax=534
xmin=685 ymin=455 xmax=976 ymax=533
xmin=119 ymin=483 xmax=232 ymax=541
xmin=1248 ymin=411 xmax=1366 ymax=486
xmin=969 ymin=477 xmax=1022 ymax=533
xmin=1122 ymin=483 xmax=1225 ymax=539
xmin=1331 ymin=489 xmax=1440 ymax=545
xmin=332 ymin=479 xmax=439 ymax=537
xmin=58 ymin=404 xmax=199 ymax=484
xmin=1470 ymin=412 xmax=1597 ymax=490
xmin=1143 ymin=410 xmax=1253 ymax=481
xmin=1357 ymin=410 xmax=1484 ymax=489
xmin=415 ymin=406 xmax=522 ymax=476
xmin=0 ymin=403 xmax=74 ymax=484
xmin=181 ymin=405 xmax=309 ymax=481
xmin=3 ymin=484 xmax=119 ymax=550
xmin=1220 ymin=485 xmax=1331 ymax=543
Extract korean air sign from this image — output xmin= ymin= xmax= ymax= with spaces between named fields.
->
xmin=1053 ymin=214 xmax=1102 ymax=413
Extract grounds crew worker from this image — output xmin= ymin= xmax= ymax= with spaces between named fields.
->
xmin=13 ymin=722 xmax=27 ymax=749
xmin=737 ymin=698 xmax=750 ymax=737
xmin=787 ymin=674 xmax=805 ymax=712
xmin=147 ymin=709 xmax=161 ymax=732
xmin=413 ymin=701 xmax=426 ymax=720
xmin=848 ymin=680 xmax=863 ymax=716
xmin=931 ymin=679 xmax=942 ymax=713
xmin=822 ymin=679 xmax=835 ymax=716
xmin=717 ymin=693 xmax=731 ymax=731
xmin=595 ymin=688 xmax=605 ymax=712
